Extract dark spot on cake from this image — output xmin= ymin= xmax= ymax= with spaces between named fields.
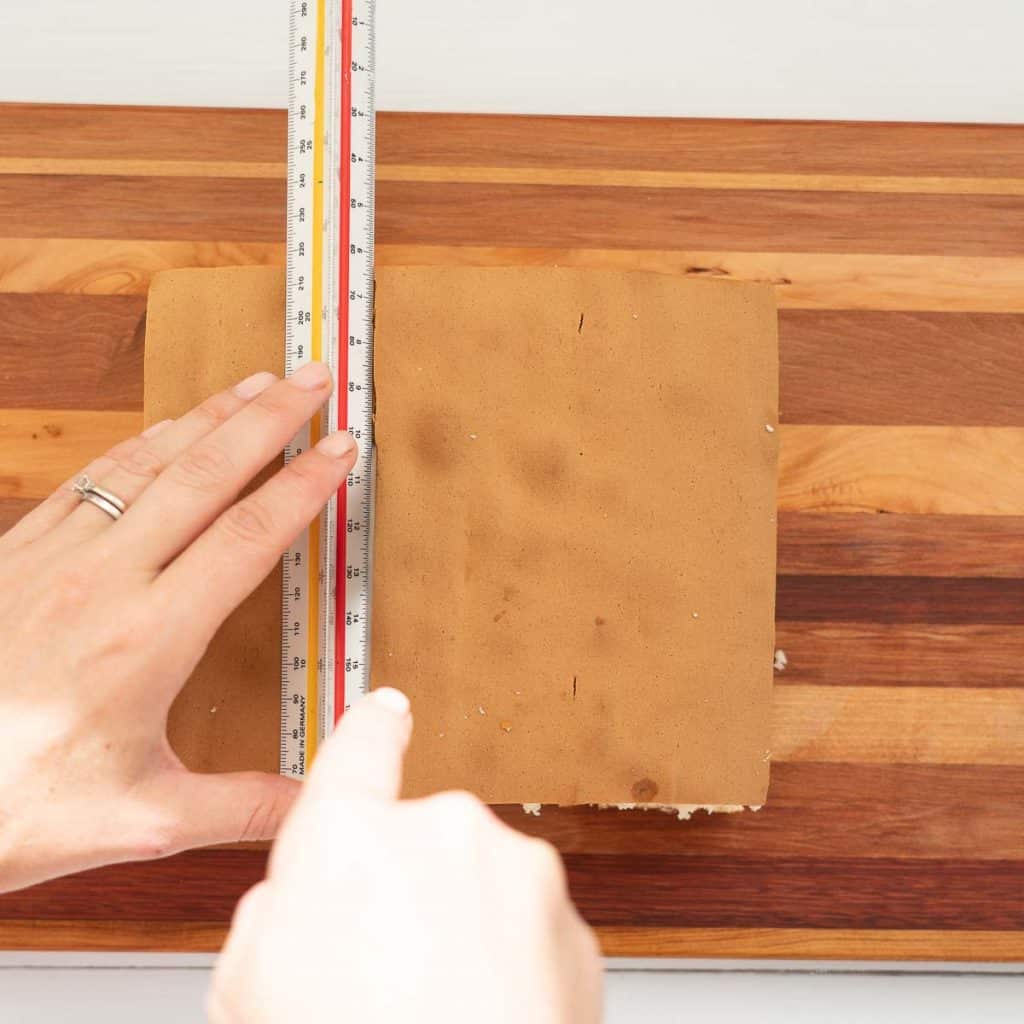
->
xmin=594 ymin=616 xmax=606 ymax=626
xmin=631 ymin=777 xmax=659 ymax=802
xmin=493 ymin=609 xmax=507 ymax=623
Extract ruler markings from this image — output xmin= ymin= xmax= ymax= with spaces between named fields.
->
xmin=282 ymin=0 xmax=375 ymax=775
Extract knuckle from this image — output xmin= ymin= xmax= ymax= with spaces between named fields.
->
xmin=170 ymin=443 xmax=235 ymax=493
xmin=195 ymin=392 xmax=237 ymax=430
xmin=113 ymin=444 xmax=164 ymax=484
xmin=522 ymin=836 xmax=566 ymax=885
xmin=279 ymin=458 xmax=328 ymax=502
xmin=249 ymin=387 xmax=295 ymax=422
xmin=131 ymin=818 xmax=180 ymax=861
xmin=218 ymin=498 xmax=279 ymax=549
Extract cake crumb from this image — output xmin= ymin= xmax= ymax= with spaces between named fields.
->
xmin=500 ymin=720 xmax=512 ymax=733
xmin=773 ymin=649 xmax=788 ymax=672
xmin=522 ymin=803 xmax=542 ymax=816
xmin=477 ymin=706 xmax=486 ymax=716
xmin=765 ymin=423 xmax=775 ymax=433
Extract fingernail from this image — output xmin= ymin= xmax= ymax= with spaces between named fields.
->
xmin=233 ymin=371 xmax=278 ymax=400
xmin=315 ymin=430 xmax=357 ymax=459
xmin=288 ymin=362 xmax=332 ymax=391
xmin=372 ymin=687 xmax=410 ymax=715
xmin=142 ymin=418 xmax=174 ymax=438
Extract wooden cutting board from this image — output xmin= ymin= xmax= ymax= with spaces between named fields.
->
xmin=0 ymin=103 xmax=1022 ymax=960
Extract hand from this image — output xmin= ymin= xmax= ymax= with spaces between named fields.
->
xmin=0 ymin=363 xmax=357 ymax=892
xmin=209 ymin=689 xmax=603 ymax=1024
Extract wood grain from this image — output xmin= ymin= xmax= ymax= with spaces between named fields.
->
xmin=0 ymin=409 xmax=141 ymax=498
xmin=0 ymin=175 xmax=285 ymax=241
xmin=777 ymin=577 xmax=1024 ymax=624
xmin=377 ymin=113 xmax=1024 ymax=179
xmin=772 ymin=686 xmax=1024 ymax=764
xmin=7 ymin=239 xmax=1024 ymax=315
xmin=777 ymin=513 xmax=1024 ymax=577
xmin=779 ymin=311 xmax=1024 ymax=425
xmin=6 ymin=295 xmax=1022 ymax=428
xmin=5 ymin=848 xmax=1023 ymax=932
xmin=0 ymin=238 xmax=285 ymax=296
xmin=4 ymin=417 xmax=1021 ymax=515
xmin=3 ymin=917 xmax=1022 ymax=960
xmin=773 ymin=624 xmax=1024 ymax=688
xmin=566 ymin=855 xmax=1024 ymax=930
xmin=376 ymin=182 xmax=1024 ymax=256
xmin=9 ymin=106 xmax=1024 ymax=180
xmin=0 ymin=103 xmax=1021 ymax=960
xmin=0 ymin=295 xmax=144 ymax=409
xmin=595 ymin=928 xmax=1024 ymax=962
xmin=779 ymin=425 xmax=1024 ymax=514
xmin=502 ymin=764 xmax=1024 ymax=860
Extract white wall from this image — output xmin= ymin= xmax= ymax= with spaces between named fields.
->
xmin=0 ymin=0 xmax=1022 ymax=121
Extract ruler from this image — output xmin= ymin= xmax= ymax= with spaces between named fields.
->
xmin=281 ymin=0 xmax=376 ymax=778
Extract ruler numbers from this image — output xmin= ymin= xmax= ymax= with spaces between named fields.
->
xmin=282 ymin=0 xmax=376 ymax=777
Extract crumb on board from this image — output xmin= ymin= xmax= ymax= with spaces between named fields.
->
xmin=765 ymin=423 xmax=775 ymax=433
xmin=477 ymin=706 xmax=486 ymax=716
xmin=500 ymin=720 xmax=512 ymax=733
xmin=773 ymin=648 xmax=788 ymax=672
xmin=522 ymin=803 xmax=542 ymax=816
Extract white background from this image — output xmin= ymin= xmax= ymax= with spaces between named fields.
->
xmin=1 ymin=0 xmax=1023 ymax=1020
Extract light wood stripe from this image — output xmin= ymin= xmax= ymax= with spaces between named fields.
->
xmin=4 ymin=239 xmax=1024 ymax=314
xmin=0 ymin=239 xmax=285 ymax=295
xmin=381 ymin=247 xmax=1024 ymax=314
xmin=773 ymin=686 xmax=1024 ymax=765
xmin=379 ymin=164 xmax=1024 ymax=196
xmin=0 ymin=158 xmax=286 ymax=179
xmin=597 ymin=927 xmax=1024 ymax=961
xmin=2 ymin=414 xmax=1021 ymax=515
xmin=2 ymin=919 xmax=1021 ymax=959
xmin=5 ymin=157 xmax=1024 ymax=196
xmin=780 ymin=425 xmax=1024 ymax=515
xmin=0 ymin=409 xmax=142 ymax=498
xmin=0 ymin=919 xmax=225 ymax=952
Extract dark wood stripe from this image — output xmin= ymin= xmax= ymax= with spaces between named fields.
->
xmin=779 ymin=311 xmax=1024 ymax=426
xmin=567 ymin=855 xmax=1024 ymax=929
xmin=7 ymin=835 xmax=1024 ymax=931
xmin=502 ymin=764 xmax=1024 ymax=859
xmin=0 ymin=851 xmax=265 ymax=922
xmin=777 ymin=577 xmax=1024 ymax=625
xmin=379 ymin=114 xmax=1024 ymax=178
xmin=774 ymin=623 xmax=1024 ymax=688
xmin=0 ymin=295 xmax=144 ymax=410
xmin=778 ymin=513 xmax=1024 ymax=578
xmin=375 ymin=183 xmax=1024 ymax=256
xmin=0 ymin=175 xmax=285 ymax=241
xmin=0 ymin=104 xmax=286 ymax=163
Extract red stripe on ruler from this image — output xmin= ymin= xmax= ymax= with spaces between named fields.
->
xmin=335 ymin=0 xmax=353 ymax=722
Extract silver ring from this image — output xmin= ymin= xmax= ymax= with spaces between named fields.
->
xmin=72 ymin=475 xmax=127 ymax=521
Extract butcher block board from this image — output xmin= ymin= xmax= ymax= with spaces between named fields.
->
xmin=0 ymin=103 xmax=1023 ymax=961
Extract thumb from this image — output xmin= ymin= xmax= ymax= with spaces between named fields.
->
xmin=305 ymin=687 xmax=413 ymax=802
xmin=152 ymin=770 xmax=301 ymax=852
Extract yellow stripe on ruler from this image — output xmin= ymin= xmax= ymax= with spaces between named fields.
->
xmin=306 ymin=0 xmax=327 ymax=766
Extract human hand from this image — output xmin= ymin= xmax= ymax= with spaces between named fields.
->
xmin=209 ymin=688 xmax=603 ymax=1024
xmin=0 ymin=363 xmax=356 ymax=892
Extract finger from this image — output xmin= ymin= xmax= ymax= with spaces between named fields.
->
xmin=304 ymin=688 xmax=413 ymax=802
xmin=208 ymin=882 xmax=272 ymax=1024
xmin=58 ymin=371 xmax=278 ymax=544
xmin=154 ymin=428 xmax=357 ymax=643
xmin=110 ymin=363 xmax=335 ymax=570
xmin=0 ymin=425 xmax=169 ymax=554
xmin=152 ymin=769 xmax=301 ymax=851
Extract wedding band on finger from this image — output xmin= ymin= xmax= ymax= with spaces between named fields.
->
xmin=72 ymin=475 xmax=128 ymax=522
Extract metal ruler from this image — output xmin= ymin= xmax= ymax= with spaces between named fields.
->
xmin=281 ymin=0 xmax=376 ymax=778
